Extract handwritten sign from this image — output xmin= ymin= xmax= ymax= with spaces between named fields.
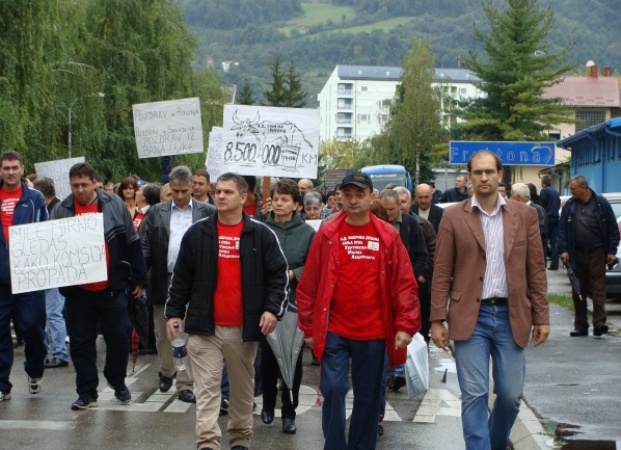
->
xmin=218 ymin=105 xmax=319 ymax=178
xmin=206 ymin=126 xmax=224 ymax=180
xmin=305 ymin=219 xmax=322 ymax=232
xmin=9 ymin=214 xmax=107 ymax=294
xmin=34 ymin=157 xmax=85 ymax=200
xmin=133 ymin=97 xmax=204 ymax=159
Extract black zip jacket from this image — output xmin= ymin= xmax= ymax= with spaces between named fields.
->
xmin=165 ymin=211 xmax=289 ymax=342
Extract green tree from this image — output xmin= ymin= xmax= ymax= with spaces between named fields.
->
xmin=263 ymin=54 xmax=288 ymax=107
xmin=237 ymin=77 xmax=256 ymax=105
xmin=460 ymin=0 xmax=575 ymax=147
xmin=284 ymin=61 xmax=307 ymax=108
xmin=373 ymin=39 xmax=444 ymax=184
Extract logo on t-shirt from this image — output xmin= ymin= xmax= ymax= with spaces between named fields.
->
xmin=219 ymin=235 xmax=241 ymax=259
xmin=340 ymin=234 xmax=380 ymax=260
xmin=1 ymin=198 xmax=18 ymax=216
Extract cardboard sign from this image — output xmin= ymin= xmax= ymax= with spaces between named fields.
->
xmin=34 ymin=157 xmax=85 ymax=200
xmin=10 ymin=214 xmax=107 ymax=294
xmin=133 ymin=98 xmax=204 ymax=158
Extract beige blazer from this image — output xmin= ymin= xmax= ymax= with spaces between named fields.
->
xmin=430 ymin=197 xmax=549 ymax=348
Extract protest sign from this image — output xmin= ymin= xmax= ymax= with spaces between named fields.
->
xmin=10 ymin=214 xmax=107 ymax=294
xmin=34 ymin=157 xmax=85 ymax=200
xmin=205 ymin=126 xmax=224 ymax=180
xmin=218 ymin=105 xmax=319 ymax=178
xmin=133 ymin=97 xmax=204 ymax=159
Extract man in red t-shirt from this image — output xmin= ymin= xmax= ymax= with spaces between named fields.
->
xmin=297 ymin=172 xmax=420 ymax=450
xmin=0 ymin=151 xmax=49 ymax=402
xmin=165 ymin=172 xmax=288 ymax=450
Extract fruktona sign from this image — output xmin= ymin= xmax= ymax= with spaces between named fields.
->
xmin=449 ymin=141 xmax=555 ymax=166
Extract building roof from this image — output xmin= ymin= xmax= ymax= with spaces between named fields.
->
xmin=557 ymin=117 xmax=621 ymax=149
xmin=542 ymin=76 xmax=621 ymax=107
xmin=335 ymin=65 xmax=481 ymax=83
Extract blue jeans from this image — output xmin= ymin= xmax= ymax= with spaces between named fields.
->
xmin=454 ymin=302 xmax=525 ymax=450
xmin=65 ymin=289 xmax=131 ymax=398
xmin=0 ymin=287 xmax=47 ymax=393
xmin=45 ymin=288 xmax=68 ymax=362
xmin=320 ymin=332 xmax=386 ymax=450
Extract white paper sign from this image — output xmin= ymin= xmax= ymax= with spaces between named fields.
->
xmin=218 ymin=105 xmax=319 ymax=178
xmin=305 ymin=219 xmax=322 ymax=232
xmin=206 ymin=126 xmax=224 ymax=180
xmin=133 ymin=97 xmax=204 ymax=159
xmin=9 ymin=214 xmax=107 ymax=294
xmin=34 ymin=157 xmax=85 ymax=200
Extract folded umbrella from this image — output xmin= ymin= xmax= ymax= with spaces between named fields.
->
xmin=563 ymin=261 xmax=583 ymax=301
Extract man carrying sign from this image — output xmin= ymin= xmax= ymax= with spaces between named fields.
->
xmin=0 ymin=151 xmax=49 ymax=402
xmin=51 ymin=162 xmax=147 ymax=410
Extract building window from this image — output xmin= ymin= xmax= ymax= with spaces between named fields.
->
xmin=357 ymin=114 xmax=370 ymax=123
xmin=337 ymin=98 xmax=352 ymax=110
xmin=575 ymin=110 xmax=606 ymax=132
xmin=360 ymin=86 xmax=368 ymax=92
xmin=337 ymin=112 xmax=352 ymax=124
xmin=337 ymin=83 xmax=353 ymax=95
xmin=336 ymin=127 xmax=352 ymax=138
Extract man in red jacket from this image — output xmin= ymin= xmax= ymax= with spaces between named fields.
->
xmin=297 ymin=172 xmax=420 ymax=450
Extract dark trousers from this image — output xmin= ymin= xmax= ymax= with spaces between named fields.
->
xmin=418 ymin=281 xmax=431 ymax=343
xmin=572 ymin=249 xmax=607 ymax=330
xmin=65 ymin=289 xmax=131 ymax=398
xmin=260 ymin=339 xmax=303 ymax=420
xmin=547 ymin=217 xmax=559 ymax=267
xmin=320 ymin=332 xmax=386 ymax=450
xmin=0 ymin=287 xmax=47 ymax=393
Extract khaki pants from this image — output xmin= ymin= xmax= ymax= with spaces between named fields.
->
xmin=153 ymin=304 xmax=193 ymax=391
xmin=189 ymin=326 xmax=257 ymax=450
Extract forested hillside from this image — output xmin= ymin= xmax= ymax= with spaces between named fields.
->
xmin=184 ymin=0 xmax=620 ymax=106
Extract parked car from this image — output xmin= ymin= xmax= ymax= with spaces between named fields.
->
xmin=605 ymin=216 xmax=621 ymax=298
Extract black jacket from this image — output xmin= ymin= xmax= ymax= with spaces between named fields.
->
xmin=398 ymin=213 xmax=429 ymax=279
xmin=439 ymin=187 xmax=469 ymax=203
xmin=165 ymin=212 xmax=289 ymax=342
xmin=51 ymin=188 xmax=147 ymax=295
xmin=410 ymin=203 xmax=444 ymax=233
xmin=141 ymin=199 xmax=216 ymax=305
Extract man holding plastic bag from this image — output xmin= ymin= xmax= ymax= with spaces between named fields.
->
xmin=431 ymin=151 xmax=549 ymax=450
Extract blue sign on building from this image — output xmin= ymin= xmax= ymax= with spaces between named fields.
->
xmin=449 ymin=141 xmax=555 ymax=166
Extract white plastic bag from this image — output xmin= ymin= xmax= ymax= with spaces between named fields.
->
xmin=404 ymin=333 xmax=429 ymax=399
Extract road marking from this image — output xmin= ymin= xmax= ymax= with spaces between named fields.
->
xmin=412 ymin=388 xmax=461 ymax=423
xmin=253 ymin=384 xmax=318 ymax=418
xmin=0 ymin=420 xmax=74 ymax=430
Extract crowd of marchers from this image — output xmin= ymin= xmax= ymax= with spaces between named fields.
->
xmin=1 ymin=148 xmax=617 ymax=450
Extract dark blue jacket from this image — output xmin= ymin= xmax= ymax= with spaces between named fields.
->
xmin=0 ymin=181 xmax=48 ymax=286
xmin=558 ymin=189 xmax=620 ymax=267
xmin=439 ymin=187 xmax=469 ymax=203
xmin=539 ymin=185 xmax=560 ymax=219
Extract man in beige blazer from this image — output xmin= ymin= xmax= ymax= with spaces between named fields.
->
xmin=430 ymin=150 xmax=550 ymax=450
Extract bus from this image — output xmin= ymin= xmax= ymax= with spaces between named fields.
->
xmin=360 ymin=164 xmax=413 ymax=191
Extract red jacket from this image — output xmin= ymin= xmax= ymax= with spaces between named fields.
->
xmin=296 ymin=212 xmax=421 ymax=366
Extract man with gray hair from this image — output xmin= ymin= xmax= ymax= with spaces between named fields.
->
xmin=511 ymin=183 xmax=547 ymax=257
xmin=142 ymin=165 xmax=216 ymax=402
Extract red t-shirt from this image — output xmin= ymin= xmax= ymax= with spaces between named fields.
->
xmin=328 ymin=220 xmax=385 ymax=340
xmin=133 ymin=211 xmax=144 ymax=231
xmin=74 ymin=199 xmax=111 ymax=291
xmin=213 ymin=220 xmax=244 ymax=326
xmin=243 ymin=202 xmax=257 ymax=217
xmin=0 ymin=185 xmax=23 ymax=243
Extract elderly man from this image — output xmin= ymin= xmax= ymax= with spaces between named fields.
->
xmin=411 ymin=183 xmax=444 ymax=233
xmin=511 ymin=183 xmax=547 ymax=257
xmin=142 ymin=166 xmax=215 ymax=403
xmin=297 ymin=179 xmax=314 ymax=196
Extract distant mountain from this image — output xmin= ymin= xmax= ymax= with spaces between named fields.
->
xmin=184 ymin=0 xmax=620 ymax=106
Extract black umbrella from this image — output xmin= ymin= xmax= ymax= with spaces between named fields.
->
xmin=563 ymin=261 xmax=583 ymax=301
xmin=117 ymin=261 xmax=150 ymax=371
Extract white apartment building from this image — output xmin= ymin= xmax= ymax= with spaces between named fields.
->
xmin=317 ymin=65 xmax=484 ymax=142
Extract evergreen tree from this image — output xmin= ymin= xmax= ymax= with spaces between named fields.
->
xmin=460 ymin=0 xmax=574 ymax=142
xmin=263 ymin=54 xmax=288 ymax=107
xmin=237 ymin=77 xmax=256 ymax=105
xmin=284 ymin=61 xmax=307 ymax=108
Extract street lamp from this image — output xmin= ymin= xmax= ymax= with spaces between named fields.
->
xmin=67 ymin=92 xmax=104 ymax=158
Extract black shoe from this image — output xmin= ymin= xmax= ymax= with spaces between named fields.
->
xmin=220 ymin=398 xmax=229 ymax=415
xmin=261 ymin=408 xmax=274 ymax=424
xmin=178 ymin=389 xmax=196 ymax=403
xmin=282 ymin=418 xmax=297 ymax=434
xmin=230 ymin=447 xmax=249 ymax=450
xmin=547 ymin=266 xmax=559 ymax=271
xmin=159 ymin=371 xmax=174 ymax=393
xmin=113 ymin=385 xmax=131 ymax=403
xmin=378 ymin=424 xmax=384 ymax=436
xmin=71 ymin=395 xmax=98 ymax=410
xmin=593 ymin=325 xmax=609 ymax=337
xmin=392 ymin=375 xmax=406 ymax=393
xmin=569 ymin=329 xmax=588 ymax=337
xmin=45 ymin=357 xmax=69 ymax=368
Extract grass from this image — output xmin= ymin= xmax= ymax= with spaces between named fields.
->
xmin=280 ymin=3 xmax=356 ymax=36
xmin=320 ymin=16 xmax=415 ymax=36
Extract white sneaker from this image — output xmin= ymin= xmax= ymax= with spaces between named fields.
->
xmin=28 ymin=377 xmax=42 ymax=394
xmin=0 ymin=391 xmax=11 ymax=401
